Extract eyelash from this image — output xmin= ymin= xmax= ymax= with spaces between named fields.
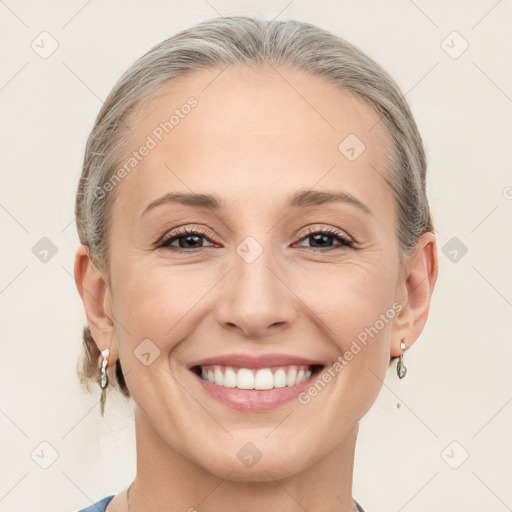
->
xmin=157 ymin=226 xmax=353 ymax=253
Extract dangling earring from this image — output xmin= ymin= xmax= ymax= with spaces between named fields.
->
xmin=99 ymin=334 xmax=114 ymax=417
xmin=396 ymin=338 xmax=407 ymax=379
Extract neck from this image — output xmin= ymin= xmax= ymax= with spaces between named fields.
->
xmin=129 ymin=406 xmax=360 ymax=512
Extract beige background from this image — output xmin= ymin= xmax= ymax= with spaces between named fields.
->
xmin=0 ymin=1 xmax=511 ymax=511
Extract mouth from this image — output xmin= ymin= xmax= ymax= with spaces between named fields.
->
xmin=186 ymin=354 xmax=327 ymax=412
xmin=190 ymin=363 xmax=325 ymax=390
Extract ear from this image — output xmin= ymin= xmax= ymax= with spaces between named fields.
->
xmin=391 ymin=231 xmax=439 ymax=357
xmin=73 ymin=245 xmax=118 ymax=363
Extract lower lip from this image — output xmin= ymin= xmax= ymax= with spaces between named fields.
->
xmin=190 ymin=369 xmax=319 ymax=412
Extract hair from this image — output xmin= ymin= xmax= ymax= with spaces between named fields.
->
xmin=75 ymin=15 xmax=435 ymax=401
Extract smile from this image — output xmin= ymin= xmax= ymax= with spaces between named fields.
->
xmin=193 ymin=364 xmax=324 ymax=390
xmin=187 ymin=354 xmax=327 ymax=412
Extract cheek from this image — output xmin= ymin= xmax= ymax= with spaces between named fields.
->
xmin=114 ymin=271 xmax=190 ymax=403
xmin=117 ymin=264 xmax=209 ymax=351
xmin=298 ymin=260 xmax=398 ymax=387
xmin=300 ymin=258 xmax=397 ymax=333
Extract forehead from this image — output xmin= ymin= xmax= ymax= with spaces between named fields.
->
xmin=114 ymin=64 xmax=393 ymax=219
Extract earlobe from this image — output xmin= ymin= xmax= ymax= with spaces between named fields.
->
xmin=74 ymin=245 xmax=117 ymax=358
xmin=390 ymin=232 xmax=439 ymax=357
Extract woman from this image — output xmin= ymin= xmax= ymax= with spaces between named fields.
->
xmin=73 ymin=15 xmax=438 ymax=512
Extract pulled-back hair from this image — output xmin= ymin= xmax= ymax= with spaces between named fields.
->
xmin=75 ymin=16 xmax=434 ymax=400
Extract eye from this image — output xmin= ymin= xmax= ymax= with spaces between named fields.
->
xmin=158 ymin=227 xmax=215 ymax=252
xmin=157 ymin=226 xmax=354 ymax=253
xmin=294 ymin=227 xmax=353 ymax=250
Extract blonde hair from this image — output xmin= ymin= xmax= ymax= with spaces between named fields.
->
xmin=75 ymin=16 xmax=434 ymax=400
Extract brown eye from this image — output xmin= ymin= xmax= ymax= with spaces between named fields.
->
xmin=159 ymin=227 xmax=215 ymax=251
xmin=296 ymin=227 xmax=353 ymax=250
xmin=157 ymin=226 xmax=353 ymax=253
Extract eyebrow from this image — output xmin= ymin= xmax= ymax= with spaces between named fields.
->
xmin=141 ymin=189 xmax=373 ymax=217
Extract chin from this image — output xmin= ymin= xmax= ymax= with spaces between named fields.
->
xmin=194 ymin=441 xmax=313 ymax=482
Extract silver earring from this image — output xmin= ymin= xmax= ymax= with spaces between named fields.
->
xmin=396 ymin=338 xmax=407 ymax=379
xmin=99 ymin=347 xmax=110 ymax=417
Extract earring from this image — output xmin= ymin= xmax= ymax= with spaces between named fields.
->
xmin=396 ymin=338 xmax=407 ymax=379
xmin=99 ymin=334 xmax=114 ymax=417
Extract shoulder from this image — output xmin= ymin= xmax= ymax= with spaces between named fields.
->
xmin=75 ymin=495 xmax=115 ymax=512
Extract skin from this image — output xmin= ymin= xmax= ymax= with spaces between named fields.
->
xmin=74 ymin=64 xmax=438 ymax=512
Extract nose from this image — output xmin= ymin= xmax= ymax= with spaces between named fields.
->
xmin=215 ymin=243 xmax=298 ymax=339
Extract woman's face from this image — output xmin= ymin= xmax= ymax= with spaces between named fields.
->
xmin=101 ymin=65 xmax=428 ymax=480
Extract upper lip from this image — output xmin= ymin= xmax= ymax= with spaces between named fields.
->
xmin=188 ymin=354 xmax=326 ymax=369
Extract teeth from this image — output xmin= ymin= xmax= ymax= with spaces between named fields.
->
xmin=273 ymin=368 xmax=287 ymax=388
xmin=286 ymin=366 xmax=297 ymax=386
xmin=198 ymin=365 xmax=313 ymax=389
xmin=224 ymin=367 xmax=237 ymax=388
xmin=254 ymin=369 xmax=274 ymax=390
xmin=214 ymin=366 xmax=224 ymax=385
xmin=238 ymin=368 xmax=255 ymax=389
